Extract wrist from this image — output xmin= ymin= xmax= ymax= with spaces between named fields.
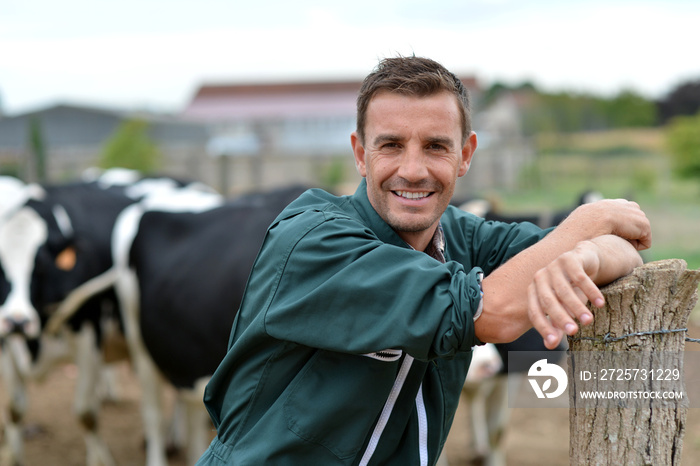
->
xmin=584 ymin=235 xmax=641 ymax=285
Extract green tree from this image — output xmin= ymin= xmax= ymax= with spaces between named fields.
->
xmin=482 ymin=82 xmax=511 ymax=107
xmin=99 ymin=118 xmax=161 ymax=172
xmin=29 ymin=117 xmax=47 ymax=181
xmin=523 ymin=92 xmax=603 ymax=134
xmin=666 ymin=112 xmax=700 ymax=182
xmin=606 ymin=90 xmax=657 ymax=128
xmin=489 ymin=83 xmax=657 ymax=135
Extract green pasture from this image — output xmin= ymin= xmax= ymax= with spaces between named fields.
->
xmin=479 ymin=129 xmax=700 ymax=272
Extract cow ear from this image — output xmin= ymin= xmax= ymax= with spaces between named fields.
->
xmin=55 ymin=246 xmax=77 ymax=271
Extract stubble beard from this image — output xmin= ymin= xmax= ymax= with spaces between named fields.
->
xmin=372 ymin=178 xmax=447 ymax=234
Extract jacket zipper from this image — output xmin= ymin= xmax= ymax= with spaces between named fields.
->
xmin=358 ymin=354 xmax=414 ymax=465
xmin=362 ymin=348 xmax=403 ymax=362
xmin=415 ymin=384 xmax=428 ymax=466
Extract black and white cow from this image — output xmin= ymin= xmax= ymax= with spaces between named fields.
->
xmin=0 ymin=180 xmax=137 ymax=466
xmin=0 ymin=176 xmax=46 ymax=466
xmin=0 ymin=171 xmax=218 ymax=466
xmin=50 ymin=184 xmax=309 ymax=465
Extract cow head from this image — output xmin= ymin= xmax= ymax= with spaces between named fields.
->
xmin=0 ymin=208 xmax=48 ymax=336
xmin=0 ymin=197 xmax=83 ymax=339
xmin=0 ymin=182 xmax=48 ymax=338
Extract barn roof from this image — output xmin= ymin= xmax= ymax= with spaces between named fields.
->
xmin=0 ymin=103 xmax=208 ymax=151
xmin=181 ymin=77 xmax=480 ymax=122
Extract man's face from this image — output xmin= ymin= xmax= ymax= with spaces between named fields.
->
xmin=351 ymin=90 xmax=477 ymax=250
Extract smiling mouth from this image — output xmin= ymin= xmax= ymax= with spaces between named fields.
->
xmin=393 ymin=190 xmax=432 ymax=200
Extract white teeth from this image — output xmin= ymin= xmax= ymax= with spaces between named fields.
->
xmin=395 ymin=191 xmax=429 ymax=200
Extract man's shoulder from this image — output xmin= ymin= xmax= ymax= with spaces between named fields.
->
xmin=441 ymin=204 xmax=483 ymax=231
xmin=270 ymin=188 xmax=359 ymax=235
xmin=277 ymin=188 xmax=353 ymax=219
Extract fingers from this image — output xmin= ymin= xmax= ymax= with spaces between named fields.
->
xmin=605 ymin=200 xmax=652 ymax=250
xmin=528 ymin=284 xmax=565 ymax=350
xmin=608 ymin=200 xmax=652 ymax=250
xmin=528 ymin=248 xmax=604 ymax=349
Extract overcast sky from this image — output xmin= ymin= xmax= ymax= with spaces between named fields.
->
xmin=2 ymin=0 xmax=699 ymax=115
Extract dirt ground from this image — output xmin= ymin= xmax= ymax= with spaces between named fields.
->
xmin=3 ymin=320 xmax=700 ymax=466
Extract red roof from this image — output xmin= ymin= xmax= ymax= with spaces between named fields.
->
xmin=181 ymin=77 xmax=480 ymax=122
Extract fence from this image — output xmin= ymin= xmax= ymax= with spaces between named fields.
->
xmin=567 ymin=259 xmax=700 ymax=465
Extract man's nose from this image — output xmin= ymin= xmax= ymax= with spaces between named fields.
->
xmin=397 ymin=147 xmax=428 ymax=182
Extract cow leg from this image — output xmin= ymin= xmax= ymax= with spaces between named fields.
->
xmin=435 ymin=450 xmax=450 ymax=466
xmin=461 ymin=343 xmax=506 ymax=465
xmin=117 ymin=269 xmax=168 ymax=466
xmin=180 ymin=379 xmax=212 ymax=465
xmin=1 ymin=337 xmax=30 ymax=466
xmin=96 ymin=364 xmax=121 ymax=404
xmin=131 ymin=344 xmax=167 ymax=466
xmin=74 ymin=322 xmax=115 ymax=466
xmin=97 ymin=310 xmax=127 ymax=403
xmin=166 ymin=393 xmax=187 ymax=455
xmin=27 ymin=330 xmax=74 ymax=382
xmin=482 ymin=375 xmax=509 ymax=466
xmin=468 ymin=379 xmax=494 ymax=461
xmin=462 ymin=377 xmax=511 ymax=466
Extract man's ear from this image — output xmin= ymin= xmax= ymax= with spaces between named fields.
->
xmin=351 ymin=132 xmax=367 ymax=177
xmin=458 ymin=131 xmax=478 ymax=177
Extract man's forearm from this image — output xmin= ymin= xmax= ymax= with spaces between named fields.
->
xmin=473 ymin=198 xmax=650 ymax=344
xmin=474 ymin=230 xmax=644 ymax=344
xmin=475 ymin=226 xmax=591 ymax=343
xmin=557 ymin=199 xmax=652 ymax=250
xmin=584 ymin=235 xmax=643 ymax=285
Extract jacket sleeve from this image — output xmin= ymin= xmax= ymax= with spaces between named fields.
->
xmin=442 ymin=206 xmax=552 ymax=277
xmin=259 ymin=211 xmax=483 ymax=361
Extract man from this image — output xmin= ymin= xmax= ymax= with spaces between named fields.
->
xmin=196 ymin=56 xmax=650 ymax=465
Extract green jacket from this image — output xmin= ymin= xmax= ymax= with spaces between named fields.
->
xmin=197 ymin=180 xmax=548 ymax=465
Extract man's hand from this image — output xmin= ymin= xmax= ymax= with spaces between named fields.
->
xmin=560 ymin=199 xmax=652 ymax=251
xmin=527 ymin=236 xmax=643 ymax=349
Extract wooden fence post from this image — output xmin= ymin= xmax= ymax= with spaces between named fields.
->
xmin=568 ymin=259 xmax=700 ymax=466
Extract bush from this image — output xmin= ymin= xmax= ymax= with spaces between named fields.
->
xmin=99 ymin=118 xmax=162 ymax=172
xmin=666 ymin=112 xmax=700 ymax=182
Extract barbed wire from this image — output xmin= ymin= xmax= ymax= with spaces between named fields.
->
xmin=569 ymin=328 xmax=700 ymax=345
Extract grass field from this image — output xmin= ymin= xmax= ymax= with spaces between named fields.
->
xmin=475 ymin=128 xmax=700 ymax=271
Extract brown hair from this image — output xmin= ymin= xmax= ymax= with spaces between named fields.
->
xmin=356 ymin=56 xmax=471 ymax=144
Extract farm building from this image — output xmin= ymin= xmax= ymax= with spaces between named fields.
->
xmin=0 ymin=77 xmax=533 ymax=196
xmin=0 ymin=103 xmax=210 ymax=184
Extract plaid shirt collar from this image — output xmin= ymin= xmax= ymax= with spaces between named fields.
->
xmin=423 ymin=224 xmax=446 ymax=264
